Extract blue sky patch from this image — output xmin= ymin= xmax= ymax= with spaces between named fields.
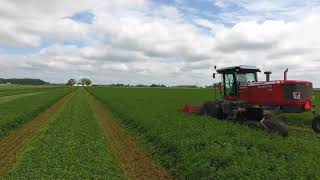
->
xmin=62 ymin=40 xmax=88 ymax=48
xmin=0 ymin=39 xmax=52 ymax=55
xmin=69 ymin=10 xmax=95 ymax=24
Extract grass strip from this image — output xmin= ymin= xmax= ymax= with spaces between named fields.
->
xmin=0 ymin=86 xmax=57 ymax=97
xmin=5 ymin=89 xmax=123 ymax=179
xmin=0 ymin=90 xmax=74 ymax=177
xmin=0 ymin=92 xmax=44 ymax=105
xmin=0 ymin=87 xmax=72 ymax=138
xmin=86 ymin=90 xmax=172 ymax=180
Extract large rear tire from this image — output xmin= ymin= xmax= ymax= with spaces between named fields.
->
xmin=261 ymin=117 xmax=288 ymax=137
xmin=201 ymin=101 xmax=223 ymax=119
xmin=312 ymin=115 xmax=320 ymax=133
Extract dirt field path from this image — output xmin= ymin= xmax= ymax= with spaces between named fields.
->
xmin=86 ymin=92 xmax=173 ymax=180
xmin=0 ymin=91 xmax=74 ymax=177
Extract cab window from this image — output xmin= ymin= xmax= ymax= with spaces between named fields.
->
xmin=224 ymin=73 xmax=236 ymax=96
xmin=236 ymin=73 xmax=256 ymax=83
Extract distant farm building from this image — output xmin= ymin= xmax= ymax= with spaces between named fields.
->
xmin=73 ymin=83 xmax=92 ymax=87
xmin=74 ymin=83 xmax=83 ymax=87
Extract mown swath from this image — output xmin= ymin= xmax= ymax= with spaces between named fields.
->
xmin=0 ymin=87 xmax=71 ymax=138
xmin=0 ymin=91 xmax=44 ymax=104
xmin=0 ymin=91 xmax=74 ymax=177
xmin=86 ymin=90 xmax=172 ymax=180
xmin=5 ymin=89 xmax=123 ymax=179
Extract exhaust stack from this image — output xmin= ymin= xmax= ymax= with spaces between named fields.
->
xmin=284 ymin=68 xmax=288 ymax=80
xmin=264 ymin=71 xmax=272 ymax=82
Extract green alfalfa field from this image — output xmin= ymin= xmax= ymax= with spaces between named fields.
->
xmin=1 ymin=85 xmax=320 ymax=179
xmin=87 ymin=87 xmax=320 ymax=179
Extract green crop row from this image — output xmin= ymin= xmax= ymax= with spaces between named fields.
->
xmin=0 ymin=86 xmax=63 ymax=97
xmin=5 ymin=89 xmax=123 ymax=179
xmin=0 ymin=85 xmax=55 ymax=91
xmin=87 ymin=87 xmax=320 ymax=179
xmin=0 ymin=87 xmax=72 ymax=138
xmin=0 ymin=92 xmax=44 ymax=105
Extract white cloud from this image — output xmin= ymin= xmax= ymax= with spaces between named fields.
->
xmin=1 ymin=0 xmax=320 ymax=86
xmin=0 ymin=0 xmax=93 ymax=47
xmin=214 ymin=21 xmax=286 ymax=52
xmin=213 ymin=0 xmax=320 ymax=23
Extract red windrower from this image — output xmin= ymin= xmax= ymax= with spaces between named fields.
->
xmin=177 ymin=65 xmax=320 ymax=137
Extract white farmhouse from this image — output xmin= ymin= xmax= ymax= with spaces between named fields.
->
xmin=73 ymin=83 xmax=83 ymax=87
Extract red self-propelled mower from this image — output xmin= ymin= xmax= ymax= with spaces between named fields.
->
xmin=180 ymin=65 xmax=320 ymax=137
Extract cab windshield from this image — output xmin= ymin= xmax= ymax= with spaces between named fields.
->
xmin=236 ymin=73 xmax=257 ymax=83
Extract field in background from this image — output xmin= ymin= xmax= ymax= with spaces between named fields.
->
xmin=0 ymin=84 xmax=56 ymax=90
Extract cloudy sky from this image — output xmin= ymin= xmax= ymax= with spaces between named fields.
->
xmin=1 ymin=0 xmax=320 ymax=86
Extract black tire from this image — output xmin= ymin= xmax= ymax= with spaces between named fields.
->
xmin=201 ymin=101 xmax=223 ymax=119
xmin=242 ymin=121 xmax=264 ymax=129
xmin=262 ymin=117 xmax=288 ymax=137
xmin=312 ymin=116 xmax=320 ymax=133
xmin=245 ymin=108 xmax=264 ymax=121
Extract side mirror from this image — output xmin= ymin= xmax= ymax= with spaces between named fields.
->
xmin=213 ymin=73 xmax=216 ymax=79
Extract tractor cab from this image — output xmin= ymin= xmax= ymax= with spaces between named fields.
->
xmin=215 ymin=65 xmax=260 ymax=100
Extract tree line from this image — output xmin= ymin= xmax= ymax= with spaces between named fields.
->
xmin=102 ymin=84 xmax=205 ymax=88
xmin=66 ymin=78 xmax=92 ymax=86
xmin=0 ymin=78 xmax=48 ymax=85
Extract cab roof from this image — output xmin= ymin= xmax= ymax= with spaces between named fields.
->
xmin=216 ymin=65 xmax=261 ymax=74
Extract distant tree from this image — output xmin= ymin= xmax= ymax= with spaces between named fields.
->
xmin=174 ymin=85 xmax=198 ymax=88
xmin=0 ymin=78 xmax=48 ymax=85
xmin=80 ymin=78 xmax=92 ymax=86
xmin=111 ymin=83 xmax=124 ymax=86
xmin=150 ymin=84 xmax=167 ymax=88
xmin=66 ymin=78 xmax=77 ymax=86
